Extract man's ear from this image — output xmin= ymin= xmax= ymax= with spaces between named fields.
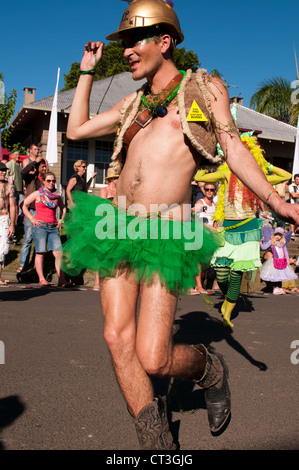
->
xmin=160 ymin=34 xmax=172 ymax=54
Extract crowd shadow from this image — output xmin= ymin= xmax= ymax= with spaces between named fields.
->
xmin=0 ymin=286 xmax=70 ymax=302
xmin=0 ymin=288 xmax=48 ymax=302
xmin=0 ymin=395 xmax=26 ymax=450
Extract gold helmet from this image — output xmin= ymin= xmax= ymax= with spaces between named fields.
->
xmin=106 ymin=0 xmax=184 ymax=45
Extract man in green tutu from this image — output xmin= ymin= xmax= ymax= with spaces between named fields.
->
xmin=64 ymin=0 xmax=299 ymax=449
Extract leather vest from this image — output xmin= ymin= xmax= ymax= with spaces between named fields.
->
xmin=109 ymin=69 xmax=221 ymax=174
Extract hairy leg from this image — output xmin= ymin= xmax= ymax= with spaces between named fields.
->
xmin=99 ymin=271 xmax=154 ymax=417
xmin=136 ymin=276 xmax=206 ymax=381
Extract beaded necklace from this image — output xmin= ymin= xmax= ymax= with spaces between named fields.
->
xmin=141 ymin=70 xmax=186 ymax=117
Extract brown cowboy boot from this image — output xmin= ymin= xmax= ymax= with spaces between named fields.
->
xmin=130 ymin=396 xmax=176 ymax=450
xmin=193 ymin=344 xmax=231 ymax=432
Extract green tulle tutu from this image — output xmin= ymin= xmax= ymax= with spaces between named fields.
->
xmin=61 ymin=192 xmax=223 ymax=294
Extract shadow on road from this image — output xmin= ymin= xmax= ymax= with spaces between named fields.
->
xmin=0 ymin=395 xmax=26 ymax=450
xmin=151 ymin=305 xmax=269 ymax=446
xmin=0 ymin=287 xmax=67 ymax=302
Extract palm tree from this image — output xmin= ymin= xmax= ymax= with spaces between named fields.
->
xmin=249 ymin=76 xmax=295 ymax=124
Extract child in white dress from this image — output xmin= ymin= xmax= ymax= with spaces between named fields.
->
xmin=260 ymin=227 xmax=297 ymax=295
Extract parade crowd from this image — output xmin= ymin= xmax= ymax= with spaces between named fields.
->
xmin=1 ymin=150 xmax=298 ymax=306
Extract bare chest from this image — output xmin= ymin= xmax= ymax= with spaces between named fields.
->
xmin=0 ymin=184 xmax=10 ymax=213
xmin=117 ymin=106 xmax=197 ymax=208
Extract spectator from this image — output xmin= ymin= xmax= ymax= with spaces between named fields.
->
xmin=0 ymin=161 xmax=16 ymax=284
xmin=193 ymin=182 xmax=217 ymax=226
xmin=98 ymin=168 xmax=119 ymax=200
xmin=6 ymin=149 xmax=24 ymax=225
xmin=288 ymin=174 xmax=299 ymax=237
xmin=22 ymin=172 xmax=68 ymax=286
xmin=22 ymin=144 xmax=48 ymax=172
xmin=260 ymin=226 xmax=297 ymax=295
xmin=190 ymin=182 xmax=217 ymax=294
xmin=17 ymin=159 xmax=47 ymax=273
xmin=66 ymin=160 xmax=98 ymax=288
xmin=66 ymin=160 xmax=97 ymax=207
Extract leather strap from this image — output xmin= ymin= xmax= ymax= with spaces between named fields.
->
xmin=123 ymin=108 xmax=153 ymax=152
xmin=123 ymin=72 xmax=183 ymax=152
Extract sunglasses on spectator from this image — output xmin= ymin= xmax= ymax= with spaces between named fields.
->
xmin=45 ymin=179 xmax=56 ymax=183
xmin=205 ymin=188 xmax=215 ymax=192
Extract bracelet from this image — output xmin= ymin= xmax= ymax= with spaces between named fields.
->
xmin=80 ymin=55 xmax=98 ymax=76
xmin=59 ymin=219 xmax=64 ymax=224
xmin=80 ymin=70 xmax=95 ymax=76
xmin=29 ymin=215 xmax=33 ymax=221
xmin=266 ymin=189 xmax=278 ymax=204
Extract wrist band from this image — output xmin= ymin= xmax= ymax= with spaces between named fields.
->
xmin=80 ymin=55 xmax=98 ymax=76
xmin=80 ymin=70 xmax=95 ymax=76
xmin=266 ymin=189 xmax=278 ymax=204
xmin=29 ymin=215 xmax=33 ymax=221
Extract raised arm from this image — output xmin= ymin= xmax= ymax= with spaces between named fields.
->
xmin=66 ymin=41 xmax=125 ymax=141
xmin=194 ymin=168 xmax=228 ymax=184
xmin=207 ymin=76 xmax=299 ymax=224
xmin=266 ymin=166 xmax=292 ymax=185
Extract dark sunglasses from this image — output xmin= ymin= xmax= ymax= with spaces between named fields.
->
xmin=205 ymin=188 xmax=215 ymax=192
xmin=45 ymin=179 xmax=56 ymax=183
xmin=121 ymin=32 xmax=157 ymax=49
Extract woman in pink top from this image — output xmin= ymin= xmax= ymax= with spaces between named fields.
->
xmin=23 ymin=172 xmax=68 ymax=286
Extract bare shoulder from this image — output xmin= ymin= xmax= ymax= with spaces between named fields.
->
xmin=22 ymin=157 xmax=30 ymax=167
xmin=204 ymin=75 xmax=230 ymax=110
xmin=112 ymin=92 xmax=136 ymax=112
xmin=203 ymin=75 xmax=239 ymax=144
xmin=195 ymin=198 xmax=204 ymax=206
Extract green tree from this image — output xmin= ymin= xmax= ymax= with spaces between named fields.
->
xmin=61 ymin=42 xmax=201 ymax=91
xmin=249 ymin=76 xmax=299 ymax=126
xmin=0 ymin=73 xmax=17 ymax=149
xmin=173 ymin=46 xmax=200 ymax=72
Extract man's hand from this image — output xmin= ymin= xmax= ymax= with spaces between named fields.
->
xmin=8 ymin=223 xmax=15 ymax=238
xmin=80 ymin=41 xmax=104 ymax=72
xmin=270 ymin=196 xmax=299 ymax=225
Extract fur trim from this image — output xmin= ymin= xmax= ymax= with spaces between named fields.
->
xmin=110 ymin=69 xmax=220 ymax=173
xmin=177 ymin=69 xmax=221 ymax=164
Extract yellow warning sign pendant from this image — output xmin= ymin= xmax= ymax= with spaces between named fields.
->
xmin=187 ymin=100 xmax=208 ymax=122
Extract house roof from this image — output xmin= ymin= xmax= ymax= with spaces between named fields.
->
xmin=232 ymin=103 xmax=297 ymax=143
xmin=9 ymin=72 xmax=297 ymax=144
xmin=26 ymin=72 xmax=146 ymax=115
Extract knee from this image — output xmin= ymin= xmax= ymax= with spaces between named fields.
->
xmin=104 ymin=323 xmax=135 ymax=359
xmin=137 ymin=344 xmax=171 ymax=377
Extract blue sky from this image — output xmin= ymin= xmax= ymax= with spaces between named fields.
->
xmin=1 ymin=0 xmax=299 ymax=115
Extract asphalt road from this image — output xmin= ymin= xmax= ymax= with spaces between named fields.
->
xmin=0 ymin=283 xmax=298 ymax=451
